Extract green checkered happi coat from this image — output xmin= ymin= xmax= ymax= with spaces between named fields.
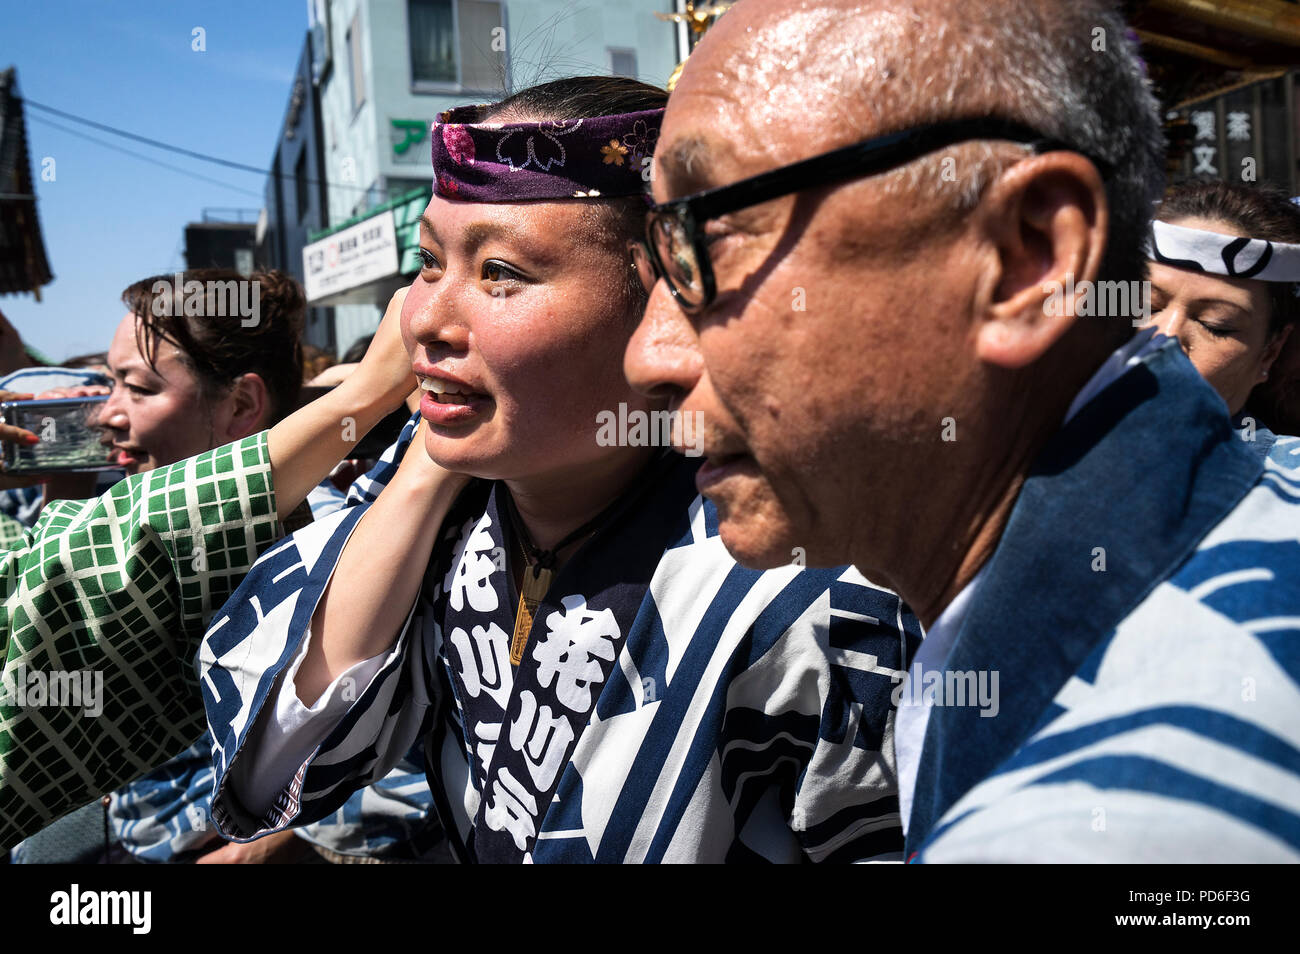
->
xmin=0 ymin=434 xmax=279 ymax=849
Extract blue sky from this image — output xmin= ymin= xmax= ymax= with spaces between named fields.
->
xmin=1 ymin=0 xmax=308 ymax=362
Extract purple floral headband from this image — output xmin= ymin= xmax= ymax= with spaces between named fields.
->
xmin=429 ymin=106 xmax=663 ymax=202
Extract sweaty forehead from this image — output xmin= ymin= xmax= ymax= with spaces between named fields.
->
xmin=657 ymin=0 xmax=927 ymax=194
xmin=108 ymin=313 xmax=186 ymax=379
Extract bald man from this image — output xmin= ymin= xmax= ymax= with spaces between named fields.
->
xmin=627 ymin=0 xmax=1300 ymax=861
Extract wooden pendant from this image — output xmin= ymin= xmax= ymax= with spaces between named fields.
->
xmin=511 ymin=565 xmax=554 ymax=665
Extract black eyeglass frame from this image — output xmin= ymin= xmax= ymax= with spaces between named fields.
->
xmin=641 ymin=116 xmax=1111 ymax=313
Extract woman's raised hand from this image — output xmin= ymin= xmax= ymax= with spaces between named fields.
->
xmin=352 ymin=286 xmax=418 ymax=412
xmin=33 ymin=384 xmax=112 ymax=401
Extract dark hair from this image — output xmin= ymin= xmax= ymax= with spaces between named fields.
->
xmin=121 ymin=268 xmax=305 ymax=424
xmin=301 ymin=343 xmax=336 ymax=383
xmin=64 ymin=351 xmax=109 ymax=369
xmin=1157 ymin=180 xmax=1300 ymax=337
xmin=486 ymin=75 xmax=669 ymax=124
xmin=341 ymin=334 xmax=374 ymax=365
xmin=484 ymin=76 xmax=669 ymax=307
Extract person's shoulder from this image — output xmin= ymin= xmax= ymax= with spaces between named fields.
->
xmin=1188 ymin=436 xmax=1300 ymax=577
xmin=918 ymin=568 xmax=1300 ymax=861
xmin=1264 ymin=431 xmax=1300 ymax=473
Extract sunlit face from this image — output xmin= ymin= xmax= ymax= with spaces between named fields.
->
xmin=100 ymin=312 xmax=215 ymax=474
xmin=623 ymin=10 xmax=980 ymax=571
xmin=402 ymin=194 xmax=659 ymax=481
xmin=1145 ymin=216 xmax=1286 ymax=416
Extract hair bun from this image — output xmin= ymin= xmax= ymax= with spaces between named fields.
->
xmin=251 ymin=270 xmax=306 ymax=333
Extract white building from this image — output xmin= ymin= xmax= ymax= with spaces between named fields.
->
xmin=302 ymin=0 xmax=684 ymax=354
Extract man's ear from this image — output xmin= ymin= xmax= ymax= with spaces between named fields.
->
xmin=972 ymin=152 xmax=1108 ymax=369
xmin=220 ymin=372 xmax=271 ymax=441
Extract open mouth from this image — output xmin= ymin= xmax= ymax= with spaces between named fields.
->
xmin=420 ymin=377 xmax=485 ymax=405
xmin=417 ymin=373 xmax=492 ymax=426
xmin=112 ymin=446 xmax=143 ymax=467
xmin=695 ymin=450 xmax=755 ymax=492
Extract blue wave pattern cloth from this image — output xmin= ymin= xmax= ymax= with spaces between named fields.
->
xmin=305 ymin=479 xmax=348 ymax=521
xmin=294 ymin=744 xmax=444 ymax=859
xmin=201 ymin=414 xmax=922 ymax=862
xmin=909 ymin=341 xmax=1300 ymax=862
xmin=109 ymin=739 xmax=217 ymax=861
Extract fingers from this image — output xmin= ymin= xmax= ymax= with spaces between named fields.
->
xmin=0 ymin=423 xmax=40 ymax=446
xmin=386 ymin=285 xmax=409 ymax=317
xmin=33 ymin=385 xmax=111 ymax=400
xmin=353 ymin=286 xmax=417 ymax=407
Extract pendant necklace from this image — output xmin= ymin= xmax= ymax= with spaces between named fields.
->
xmin=502 ymin=450 xmax=677 ymax=666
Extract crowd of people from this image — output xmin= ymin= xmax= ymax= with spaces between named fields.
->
xmin=1 ymin=0 xmax=1298 ymax=863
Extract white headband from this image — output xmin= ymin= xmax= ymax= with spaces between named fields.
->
xmin=1147 ymin=219 xmax=1300 ymax=284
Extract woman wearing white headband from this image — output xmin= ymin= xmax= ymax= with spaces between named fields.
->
xmin=1146 ymin=180 xmax=1300 ymax=430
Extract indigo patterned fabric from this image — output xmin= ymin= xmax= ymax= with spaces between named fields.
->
xmin=202 ymin=414 xmax=922 ymax=863
xmin=294 ymin=743 xmax=445 ymax=861
xmin=109 ymin=738 xmax=218 ymax=862
xmin=908 ymin=341 xmax=1300 ymax=862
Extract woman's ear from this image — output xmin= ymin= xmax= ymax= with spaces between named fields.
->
xmin=1261 ymin=324 xmax=1293 ymax=382
xmin=219 ymin=372 xmax=272 ymax=441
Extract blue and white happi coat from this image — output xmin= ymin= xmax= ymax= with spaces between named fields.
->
xmin=201 ymin=416 xmax=921 ymax=862
xmin=908 ymin=340 xmax=1300 ymax=862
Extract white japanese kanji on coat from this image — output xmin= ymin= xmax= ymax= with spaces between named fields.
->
xmin=445 ymin=513 xmax=500 ymax=612
xmin=483 ymin=766 xmax=538 ymax=851
xmin=509 ymin=689 xmax=576 ymax=791
xmin=473 ymin=719 xmax=501 ymax=774
xmin=531 ymin=594 xmax=620 ymax=712
xmin=449 ymin=622 xmax=511 ymax=709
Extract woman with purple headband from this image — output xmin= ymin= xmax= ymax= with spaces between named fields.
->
xmin=200 ymin=77 xmax=921 ymax=863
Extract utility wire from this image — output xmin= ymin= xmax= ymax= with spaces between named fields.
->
xmin=22 ymin=96 xmax=382 ymax=195
xmin=27 ymin=114 xmax=265 ymax=199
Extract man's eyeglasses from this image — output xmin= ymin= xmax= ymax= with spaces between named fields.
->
xmin=631 ymin=116 xmax=1109 ymax=314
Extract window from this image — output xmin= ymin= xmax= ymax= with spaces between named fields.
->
xmin=409 ymin=0 xmax=456 ymax=84
xmin=347 ymin=10 xmax=365 ymax=114
xmin=408 ymin=0 xmax=505 ymax=93
xmin=457 ymin=1 xmax=503 ymax=90
xmin=307 ymin=0 xmax=332 ymax=84
xmin=295 ymin=150 xmax=309 ymax=223
xmin=609 ymin=47 xmax=637 ymax=79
